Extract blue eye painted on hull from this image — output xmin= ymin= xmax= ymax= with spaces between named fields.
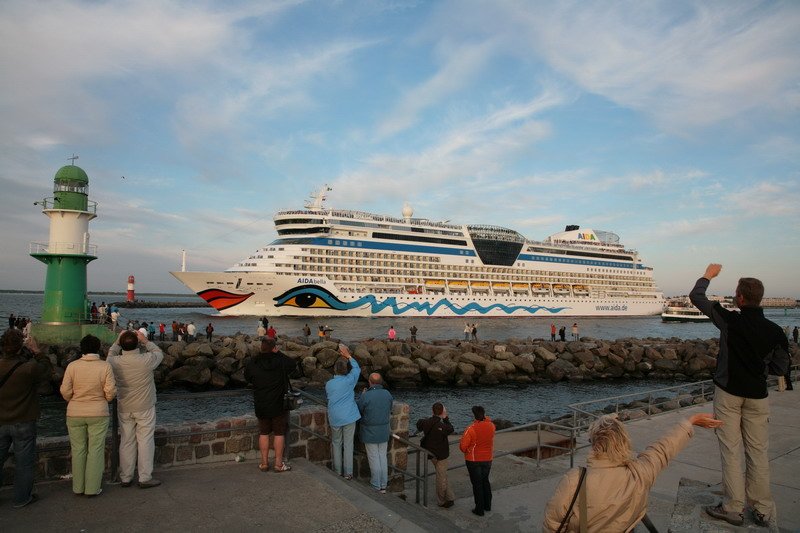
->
xmin=273 ymin=285 xmax=353 ymax=310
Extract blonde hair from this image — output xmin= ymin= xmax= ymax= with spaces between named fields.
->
xmin=588 ymin=415 xmax=633 ymax=465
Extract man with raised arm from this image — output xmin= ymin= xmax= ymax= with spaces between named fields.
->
xmin=691 ymin=263 xmax=789 ymax=528
xmin=108 ymin=330 xmax=164 ymax=488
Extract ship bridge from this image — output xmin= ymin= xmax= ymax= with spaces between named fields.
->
xmin=467 ymin=225 xmax=526 ymax=266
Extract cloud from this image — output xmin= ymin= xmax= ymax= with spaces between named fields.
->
xmin=750 ymin=136 xmax=800 ymax=162
xmin=377 ymin=40 xmax=498 ymax=137
xmin=723 ymin=181 xmax=800 ymax=217
xmin=652 ymin=215 xmax=736 ymax=239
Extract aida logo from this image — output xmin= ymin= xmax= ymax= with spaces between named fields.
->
xmin=577 ymin=233 xmax=596 ymax=241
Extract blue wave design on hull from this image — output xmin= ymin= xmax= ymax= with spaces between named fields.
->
xmin=351 ymin=296 xmax=569 ymax=316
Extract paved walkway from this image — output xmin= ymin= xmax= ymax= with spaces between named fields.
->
xmin=2 ymin=388 xmax=798 ymax=532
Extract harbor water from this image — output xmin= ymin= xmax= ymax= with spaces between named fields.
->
xmin=5 ymin=292 xmax=798 ymax=437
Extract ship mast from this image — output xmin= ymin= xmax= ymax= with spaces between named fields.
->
xmin=305 ymin=185 xmax=332 ymax=211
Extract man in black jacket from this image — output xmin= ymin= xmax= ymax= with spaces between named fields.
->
xmin=245 ymin=338 xmax=298 ymax=473
xmin=416 ymin=402 xmax=455 ymax=508
xmin=691 ymin=263 xmax=789 ymax=528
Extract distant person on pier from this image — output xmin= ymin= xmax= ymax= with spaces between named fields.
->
xmin=187 ymin=322 xmax=196 ymax=342
xmin=245 ymin=338 xmax=298 ymax=473
xmin=409 ymin=325 xmax=418 ymax=342
xmin=0 ymin=330 xmax=49 ymax=508
xmin=571 ymin=323 xmax=579 ymax=341
xmin=357 ymin=373 xmax=393 ymax=493
xmin=550 ymin=323 xmax=556 ymax=341
xmin=8 ymin=313 xmax=15 ymax=329
xmin=138 ymin=322 xmax=148 ymax=338
xmin=205 ymin=323 xmax=214 ymax=342
xmin=90 ymin=302 xmax=98 ymax=322
xmin=416 ymin=402 xmax=455 ymax=508
xmin=559 ymin=326 xmax=566 ymax=342
xmin=387 ymin=326 xmax=396 ymax=341
xmin=171 ymin=321 xmax=178 ymax=341
xmin=325 ymin=345 xmax=361 ymax=480
xmin=108 ymin=330 xmax=164 ymax=489
xmin=159 ymin=323 xmax=166 ymax=342
xmin=22 ymin=319 xmax=32 ymax=340
xmin=60 ymin=334 xmax=116 ymax=497
xmin=542 ymin=412 xmax=722 ymax=532
xmin=147 ymin=322 xmax=155 ymax=341
xmin=303 ymin=324 xmax=311 ymax=344
xmin=464 ymin=323 xmax=471 ymax=341
xmin=98 ymin=302 xmax=107 ymax=321
xmin=318 ymin=325 xmax=326 ymax=342
xmin=267 ymin=325 xmax=277 ymax=340
xmin=793 ymin=326 xmax=798 ymax=344
xmin=471 ymin=324 xmax=478 ymax=342
xmin=110 ymin=309 xmax=120 ymax=331
xmin=257 ymin=323 xmax=266 ymax=339
xmin=459 ymin=405 xmax=495 ymax=516
xmin=690 ymin=263 xmax=789 ymax=528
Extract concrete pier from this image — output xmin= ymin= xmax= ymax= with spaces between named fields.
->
xmin=2 ymin=388 xmax=798 ymax=532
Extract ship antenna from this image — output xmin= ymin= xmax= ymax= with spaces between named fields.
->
xmin=305 ymin=184 xmax=332 ymax=211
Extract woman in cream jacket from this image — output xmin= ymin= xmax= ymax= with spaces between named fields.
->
xmin=60 ymin=335 xmax=116 ymax=496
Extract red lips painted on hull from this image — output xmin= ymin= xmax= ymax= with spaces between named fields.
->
xmin=197 ymin=289 xmax=255 ymax=311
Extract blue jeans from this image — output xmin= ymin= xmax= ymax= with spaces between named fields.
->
xmin=0 ymin=420 xmax=37 ymax=506
xmin=364 ymin=441 xmax=388 ymax=489
xmin=466 ymin=460 xmax=492 ymax=513
xmin=331 ymin=422 xmax=356 ymax=477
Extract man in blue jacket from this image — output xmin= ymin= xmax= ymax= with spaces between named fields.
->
xmin=357 ymin=373 xmax=394 ymax=492
xmin=325 ymin=345 xmax=360 ymax=479
xmin=691 ymin=263 xmax=789 ymax=528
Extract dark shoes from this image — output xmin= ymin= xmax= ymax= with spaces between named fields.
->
xmin=120 ymin=480 xmax=133 ymax=488
xmin=471 ymin=508 xmax=484 ymax=516
xmin=138 ymin=478 xmax=162 ymax=489
xmin=705 ymin=503 xmax=744 ymax=526
xmin=439 ymin=500 xmax=454 ymax=508
xmin=752 ymin=510 xmax=771 ymax=528
xmin=12 ymin=493 xmax=38 ymax=509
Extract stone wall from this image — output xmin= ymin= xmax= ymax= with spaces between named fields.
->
xmin=3 ymin=403 xmax=410 ymax=489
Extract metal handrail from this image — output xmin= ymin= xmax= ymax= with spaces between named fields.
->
xmin=391 ymin=432 xmax=437 ymax=506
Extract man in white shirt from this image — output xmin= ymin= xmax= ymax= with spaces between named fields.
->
xmin=186 ymin=322 xmax=197 ymax=342
xmin=108 ymin=330 xmax=164 ymax=488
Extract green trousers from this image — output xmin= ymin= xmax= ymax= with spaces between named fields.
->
xmin=66 ymin=416 xmax=110 ymax=495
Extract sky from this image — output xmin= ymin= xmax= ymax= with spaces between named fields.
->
xmin=1 ymin=0 xmax=798 ymax=298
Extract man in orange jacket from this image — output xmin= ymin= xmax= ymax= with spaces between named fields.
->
xmin=459 ymin=405 xmax=496 ymax=516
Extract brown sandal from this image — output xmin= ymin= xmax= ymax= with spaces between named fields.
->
xmin=274 ymin=463 xmax=291 ymax=472
xmin=258 ymin=463 xmax=269 ymax=472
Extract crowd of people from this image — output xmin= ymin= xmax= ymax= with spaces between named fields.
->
xmin=6 ymin=314 xmax=32 ymax=339
xmin=1 ymin=264 xmax=795 ymax=529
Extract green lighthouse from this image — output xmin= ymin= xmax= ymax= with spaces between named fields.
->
xmin=29 ymin=159 xmax=114 ymax=344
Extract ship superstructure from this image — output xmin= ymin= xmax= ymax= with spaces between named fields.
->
xmin=171 ymin=186 xmax=664 ymax=316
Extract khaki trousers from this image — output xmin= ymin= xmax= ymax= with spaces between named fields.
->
xmin=431 ymin=457 xmax=455 ymax=506
xmin=713 ymin=387 xmax=775 ymax=519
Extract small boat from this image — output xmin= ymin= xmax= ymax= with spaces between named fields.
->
xmin=471 ymin=281 xmax=490 ymax=292
xmin=661 ymin=301 xmax=736 ymax=322
xmin=424 ymin=279 xmax=445 ymax=287
xmin=512 ymin=283 xmax=529 ymax=292
xmin=493 ymin=282 xmax=510 ymax=292
xmin=448 ymin=280 xmax=468 ymax=288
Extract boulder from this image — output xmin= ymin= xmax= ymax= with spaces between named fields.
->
xmin=210 ymin=370 xmax=229 ymax=388
xmin=573 ymin=351 xmax=595 ymax=366
xmin=301 ymin=356 xmax=318 ymax=375
xmin=196 ymin=343 xmax=215 ymax=358
xmin=311 ymin=341 xmax=340 ymax=356
xmin=607 ymin=352 xmax=625 ymax=366
xmin=426 ymin=361 xmax=457 ymax=382
xmin=371 ymin=352 xmax=391 ymax=372
xmin=545 ymin=359 xmax=579 ymax=382
xmin=459 ymin=352 xmax=488 ymax=368
xmin=457 ymin=362 xmax=476 ymax=376
xmin=387 ymin=364 xmax=421 ymax=381
xmin=509 ymin=355 xmax=535 ymax=374
xmin=636 ymin=361 xmax=653 ymax=373
xmin=389 ymin=356 xmax=415 ymax=367
xmin=534 ymin=346 xmax=557 ymax=363
xmin=216 ymin=357 xmax=238 ymax=375
xmin=315 ymin=348 xmax=340 ymax=369
xmin=310 ymin=368 xmax=333 ymax=384
xmin=167 ymin=365 xmax=211 ymax=387
xmin=653 ymin=359 xmax=679 ymax=372
xmin=229 ymin=368 xmax=247 ymax=386
xmin=183 ymin=356 xmax=215 ymax=370
xmin=662 ymin=348 xmax=678 ymax=361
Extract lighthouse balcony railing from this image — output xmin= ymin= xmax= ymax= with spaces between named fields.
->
xmin=37 ymin=197 xmax=97 ymax=213
xmin=29 ymin=241 xmax=98 ymax=256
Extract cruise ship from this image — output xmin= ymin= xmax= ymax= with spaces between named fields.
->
xmin=171 ymin=186 xmax=664 ymax=317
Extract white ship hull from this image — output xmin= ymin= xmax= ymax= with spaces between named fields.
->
xmin=171 ymin=270 xmax=663 ymax=317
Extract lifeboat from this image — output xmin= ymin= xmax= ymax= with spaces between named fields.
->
xmin=532 ymin=283 xmax=550 ymax=294
xmin=471 ymin=281 xmax=490 ymax=292
xmin=573 ymin=285 xmax=590 ymax=296
xmin=424 ymin=279 xmax=445 ymax=287
xmin=493 ymin=282 xmax=510 ymax=292
xmin=512 ymin=283 xmax=529 ymax=292
xmin=552 ymin=284 xmax=570 ymax=295
xmin=448 ymin=280 xmax=468 ymax=289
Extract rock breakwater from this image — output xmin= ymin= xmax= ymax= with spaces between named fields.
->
xmin=36 ymin=335 xmax=799 ymax=393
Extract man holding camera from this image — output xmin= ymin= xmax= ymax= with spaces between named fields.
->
xmin=108 ymin=330 xmax=164 ymax=488
xmin=416 ymin=402 xmax=455 ymax=508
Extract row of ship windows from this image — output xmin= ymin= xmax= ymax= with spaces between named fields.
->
xmin=287 ymin=260 xmax=650 ymax=283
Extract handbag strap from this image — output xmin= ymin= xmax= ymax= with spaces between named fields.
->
xmin=556 ymin=466 xmax=587 ymax=533
xmin=0 ymin=360 xmax=26 ymax=390
xmin=578 ymin=468 xmax=588 ymax=533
